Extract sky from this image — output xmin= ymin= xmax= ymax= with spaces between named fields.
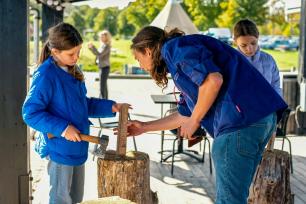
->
xmin=73 ymin=0 xmax=136 ymax=10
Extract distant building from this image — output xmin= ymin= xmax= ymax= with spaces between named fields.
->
xmin=285 ymin=0 xmax=301 ymax=16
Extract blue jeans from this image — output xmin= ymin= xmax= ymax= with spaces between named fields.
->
xmin=212 ymin=113 xmax=276 ymax=204
xmin=47 ymin=160 xmax=85 ymax=204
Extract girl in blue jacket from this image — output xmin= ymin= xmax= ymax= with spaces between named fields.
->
xmin=22 ymin=23 xmax=126 ymax=204
xmin=233 ymin=19 xmax=282 ymax=96
xmin=127 ymin=26 xmax=287 ymax=204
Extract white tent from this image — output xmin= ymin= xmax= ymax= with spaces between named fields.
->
xmin=151 ymin=0 xmax=198 ymax=34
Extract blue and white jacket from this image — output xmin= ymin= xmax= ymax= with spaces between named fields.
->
xmin=238 ymin=48 xmax=282 ymax=96
xmin=22 ymin=57 xmax=115 ymax=165
xmin=161 ymin=35 xmax=287 ymax=138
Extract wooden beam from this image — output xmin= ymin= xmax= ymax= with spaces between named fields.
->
xmin=116 ymin=104 xmax=129 ymax=156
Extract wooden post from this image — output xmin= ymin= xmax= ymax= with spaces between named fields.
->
xmin=248 ymin=149 xmax=293 ymax=204
xmin=97 ymin=104 xmax=158 ymax=204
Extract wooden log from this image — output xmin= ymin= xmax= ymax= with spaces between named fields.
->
xmin=117 ymin=104 xmax=129 ymax=156
xmin=248 ymin=149 xmax=292 ymax=204
xmin=97 ymin=151 xmax=158 ymax=204
xmin=81 ymin=196 xmax=135 ymax=204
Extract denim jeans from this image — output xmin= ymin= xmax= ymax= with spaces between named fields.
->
xmin=47 ymin=160 xmax=85 ymax=204
xmin=212 ymin=113 xmax=276 ymax=204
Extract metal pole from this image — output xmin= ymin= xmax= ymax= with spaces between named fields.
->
xmin=30 ymin=7 xmax=40 ymax=64
xmin=299 ymin=0 xmax=306 ymax=79
xmin=299 ymin=0 xmax=306 ymax=111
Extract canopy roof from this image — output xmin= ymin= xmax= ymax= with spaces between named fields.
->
xmin=151 ymin=0 xmax=198 ymax=34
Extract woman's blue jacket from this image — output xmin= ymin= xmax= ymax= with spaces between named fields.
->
xmin=161 ymin=35 xmax=288 ymax=138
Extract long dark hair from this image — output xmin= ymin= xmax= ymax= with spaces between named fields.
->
xmin=131 ymin=26 xmax=184 ymax=88
xmin=233 ymin=19 xmax=259 ymax=40
xmin=39 ymin=22 xmax=84 ymax=81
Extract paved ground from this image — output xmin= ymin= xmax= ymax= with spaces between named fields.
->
xmin=30 ymin=72 xmax=306 ymax=204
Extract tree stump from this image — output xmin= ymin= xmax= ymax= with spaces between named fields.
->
xmin=97 ymin=150 xmax=157 ymax=204
xmin=248 ymin=149 xmax=293 ymax=204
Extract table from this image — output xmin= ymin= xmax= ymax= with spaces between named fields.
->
xmin=151 ymin=94 xmax=203 ymax=164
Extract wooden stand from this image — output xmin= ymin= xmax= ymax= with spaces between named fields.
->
xmin=248 ymin=149 xmax=293 ymax=204
xmin=97 ymin=104 xmax=157 ymax=204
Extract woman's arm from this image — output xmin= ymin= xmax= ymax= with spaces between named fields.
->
xmin=88 ymin=44 xmax=110 ymax=58
xmin=180 ymin=72 xmax=223 ymax=138
xmin=128 ymin=112 xmax=188 ymax=136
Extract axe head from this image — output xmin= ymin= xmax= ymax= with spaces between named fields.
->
xmin=92 ymin=134 xmax=109 ymax=159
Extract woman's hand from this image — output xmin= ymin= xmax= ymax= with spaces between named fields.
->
xmin=112 ymin=103 xmax=132 ymax=113
xmin=64 ymin=125 xmax=81 ymax=142
xmin=127 ymin=120 xmax=146 ymax=136
xmin=88 ymin=43 xmax=94 ymax=49
xmin=180 ymin=118 xmax=200 ymax=139
xmin=114 ymin=120 xmax=145 ymax=137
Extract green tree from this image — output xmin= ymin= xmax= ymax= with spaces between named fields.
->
xmin=83 ymin=8 xmax=100 ymax=28
xmin=117 ymin=10 xmax=136 ymax=37
xmin=234 ymin=0 xmax=269 ymax=25
xmin=93 ymin=8 xmax=119 ymax=35
xmin=65 ymin=6 xmax=86 ymax=34
xmin=183 ymin=0 xmax=226 ymax=31
xmin=216 ymin=0 xmax=239 ymax=28
xmin=123 ymin=0 xmax=166 ymax=32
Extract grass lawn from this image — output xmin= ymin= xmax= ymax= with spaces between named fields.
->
xmin=29 ymin=39 xmax=298 ymax=73
xmin=262 ymin=49 xmax=298 ymax=71
xmin=79 ymin=39 xmax=137 ymax=74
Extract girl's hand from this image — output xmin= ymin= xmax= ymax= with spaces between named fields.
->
xmin=180 ymin=118 xmax=200 ymax=139
xmin=112 ymin=103 xmax=132 ymax=113
xmin=64 ymin=125 xmax=81 ymax=142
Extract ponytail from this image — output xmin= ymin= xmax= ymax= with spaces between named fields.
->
xmin=38 ymin=41 xmax=51 ymax=65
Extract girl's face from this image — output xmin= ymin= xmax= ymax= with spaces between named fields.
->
xmin=235 ymin=35 xmax=258 ymax=57
xmin=133 ymin=48 xmax=153 ymax=72
xmin=52 ymin=45 xmax=82 ymax=67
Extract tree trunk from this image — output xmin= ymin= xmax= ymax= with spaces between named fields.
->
xmin=97 ymin=150 xmax=158 ymax=204
xmin=248 ymin=149 xmax=293 ymax=204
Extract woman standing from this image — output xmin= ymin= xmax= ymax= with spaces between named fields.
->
xmin=88 ymin=30 xmax=112 ymax=99
xmin=126 ymin=26 xmax=287 ymax=204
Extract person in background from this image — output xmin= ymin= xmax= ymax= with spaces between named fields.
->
xmin=88 ymin=30 xmax=112 ymax=99
xmin=233 ymin=19 xmax=282 ymax=96
xmin=22 ymin=23 xmax=127 ymax=204
xmin=125 ymin=26 xmax=287 ymax=204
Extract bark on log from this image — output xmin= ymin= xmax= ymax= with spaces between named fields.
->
xmin=97 ymin=150 xmax=158 ymax=204
xmin=248 ymin=149 xmax=292 ymax=204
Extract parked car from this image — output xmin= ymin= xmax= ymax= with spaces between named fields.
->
xmin=288 ymin=36 xmax=299 ymax=50
xmin=260 ymin=38 xmax=298 ymax=51
xmin=205 ymin=28 xmax=232 ymax=45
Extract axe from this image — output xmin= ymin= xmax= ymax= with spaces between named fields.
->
xmin=47 ymin=133 xmax=109 ymax=159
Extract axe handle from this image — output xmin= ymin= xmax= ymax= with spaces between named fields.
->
xmin=47 ymin=133 xmax=100 ymax=144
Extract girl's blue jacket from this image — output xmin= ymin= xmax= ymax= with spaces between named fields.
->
xmin=161 ymin=35 xmax=288 ymax=138
xmin=22 ymin=57 xmax=116 ymax=166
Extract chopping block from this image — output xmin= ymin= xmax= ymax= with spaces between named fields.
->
xmin=97 ymin=104 xmax=158 ymax=204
